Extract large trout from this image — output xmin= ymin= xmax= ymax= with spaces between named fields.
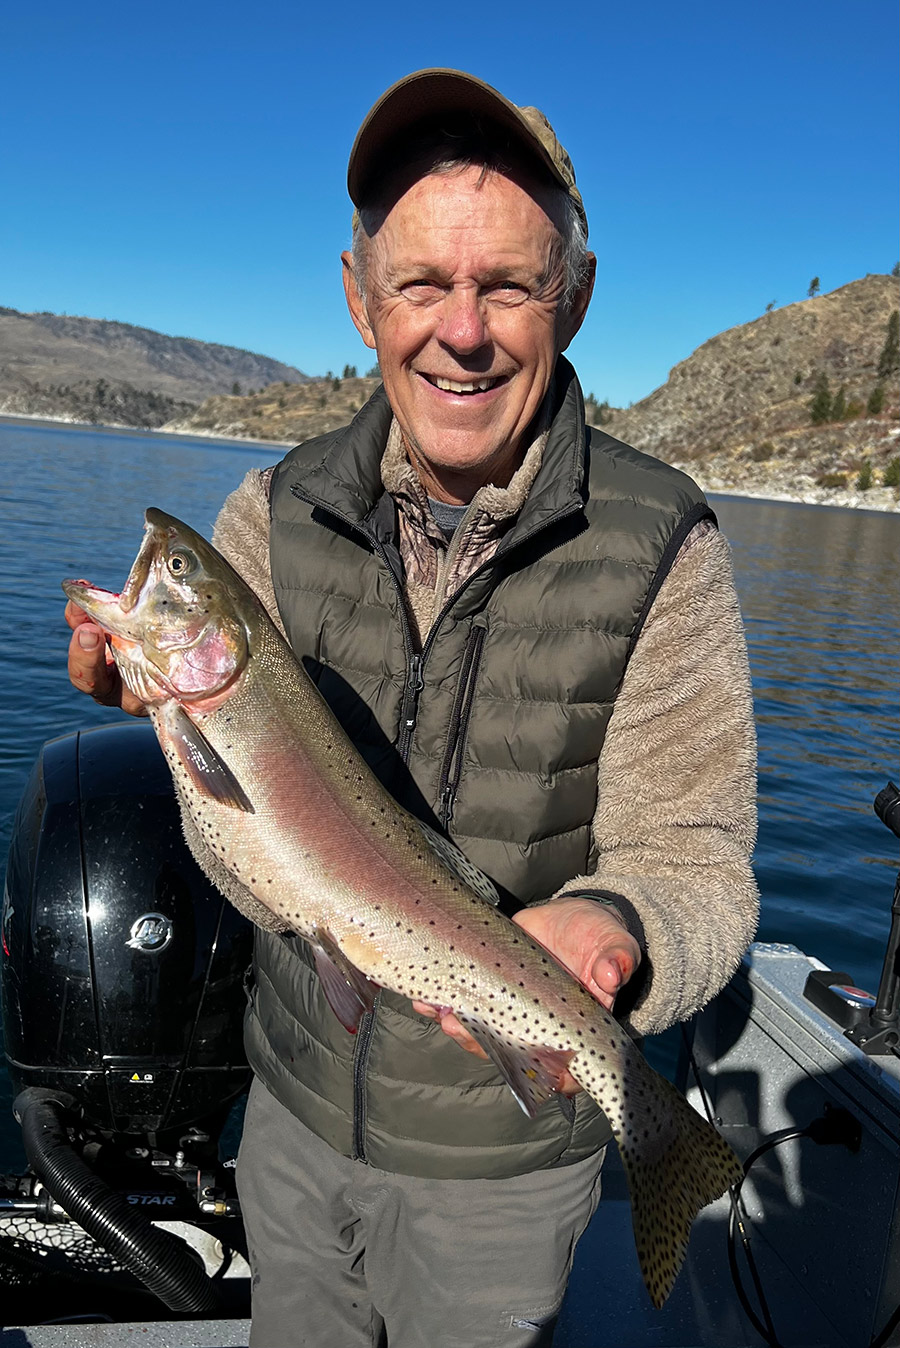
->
xmin=63 ymin=508 xmax=741 ymax=1307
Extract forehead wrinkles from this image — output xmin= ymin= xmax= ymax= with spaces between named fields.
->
xmin=367 ymin=170 xmax=565 ymax=293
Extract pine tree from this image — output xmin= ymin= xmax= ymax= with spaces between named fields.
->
xmin=831 ymin=385 xmax=847 ymax=420
xmin=809 ymin=372 xmax=832 ymax=425
xmin=877 ymin=311 xmax=899 ymax=378
xmin=867 ymin=385 xmax=885 ymax=416
xmin=808 ymin=277 xmax=820 ymax=298
xmin=232 ymin=381 xmax=241 ymax=396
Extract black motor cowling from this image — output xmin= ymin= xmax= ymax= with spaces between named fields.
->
xmin=2 ymin=720 xmax=252 ymax=1139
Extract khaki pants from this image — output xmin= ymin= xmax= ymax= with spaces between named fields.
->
xmin=237 ymin=1076 xmax=605 ymax=1348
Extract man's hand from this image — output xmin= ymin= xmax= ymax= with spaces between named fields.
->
xmin=65 ymin=600 xmax=147 ymax=716
xmin=412 ymin=897 xmax=641 ymax=1094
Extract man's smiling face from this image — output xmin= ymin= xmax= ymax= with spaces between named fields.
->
xmin=343 ymin=165 xmax=593 ymax=503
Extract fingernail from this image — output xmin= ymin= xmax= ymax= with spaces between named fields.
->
xmin=78 ymin=628 xmax=100 ymax=650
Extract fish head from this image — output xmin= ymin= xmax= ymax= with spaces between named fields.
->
xmin=63 ymin=508 xmax=250 ymax=709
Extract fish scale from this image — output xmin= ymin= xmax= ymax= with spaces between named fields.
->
xmin=63 ymin=506 xmax=743 ymax=1308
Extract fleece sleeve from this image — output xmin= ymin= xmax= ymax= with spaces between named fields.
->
xmin=548 ymin=523 xmax=760 ymax=1036
xmin=212 ymin=466 xmax=285 ymax=637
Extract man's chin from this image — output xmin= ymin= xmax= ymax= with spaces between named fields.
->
xmin=404 ymin=433 xmax=525 ymax=496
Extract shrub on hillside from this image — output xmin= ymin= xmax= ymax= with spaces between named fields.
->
xmin=809 ymin=372 xmax=832 ymax=424
xmin=877 ymin=311 xmax=899 ymax=378
xmin=867 ymin=385 xmax=885 ymax=415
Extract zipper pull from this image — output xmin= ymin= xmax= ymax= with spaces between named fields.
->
xmin=407 ymin=654 xmax=424 ymax=694
xmin=403 ymin=654 xmax=424 ymax=730
xmin=398 ymin=654 xmax=424 ymax=758
xmin=439 ymin=783 xmax=456 ymax=827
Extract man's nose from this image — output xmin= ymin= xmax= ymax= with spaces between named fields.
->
xmin=438 ymin=286 xmax=488 ymax=354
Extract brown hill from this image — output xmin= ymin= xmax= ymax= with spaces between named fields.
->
xmin=0 ymin=306 xmax=308 ymax=427
xmin=163 ymin=375 xmax=382 ymax=443
xmin=600 ymin=275 xmax=899 ymax=502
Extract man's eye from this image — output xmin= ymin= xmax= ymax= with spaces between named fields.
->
xmin=487 ymin=281 xmax=528 ymax=301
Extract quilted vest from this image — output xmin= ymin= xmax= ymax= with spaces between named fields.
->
xmin=244 ymin=359 xmax=713 ymax=1179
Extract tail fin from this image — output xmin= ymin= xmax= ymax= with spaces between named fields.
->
xmin=572 ymin=1053 xmax=741 ymax=1307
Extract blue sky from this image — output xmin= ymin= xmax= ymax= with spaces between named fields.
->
xmin=3 ymin=0 xmax=897 ymax=407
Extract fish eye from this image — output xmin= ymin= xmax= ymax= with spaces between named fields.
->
xmin=167 ymin=549 xmax=195 ymax=577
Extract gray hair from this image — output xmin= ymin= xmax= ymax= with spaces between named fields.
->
xmin=350 ymin=152 xmax=590 ymax=314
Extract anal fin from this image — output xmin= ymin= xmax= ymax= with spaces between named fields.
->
xmin=312 ymin=927 xmax=379 ymax=1033
xmin=455 ymin=1014 xmax=574 ymax=1117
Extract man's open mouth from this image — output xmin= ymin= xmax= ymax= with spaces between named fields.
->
xmin=421 ymin=374 xmax=505 ymax=395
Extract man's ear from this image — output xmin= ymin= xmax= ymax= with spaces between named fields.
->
xmin=342 ymin=250 xmax=377 ymax=350
xmin=558 ymin=251 xmax=596 ymax=350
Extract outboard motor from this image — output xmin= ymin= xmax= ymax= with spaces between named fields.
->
xmin=1 ymin=720 xmax=254 ymax=1319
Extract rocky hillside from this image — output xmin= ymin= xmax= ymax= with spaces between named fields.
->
xmin=163 ymin=375 xmax=382 ymax=442
xmin=600 ymin=274 xmax=899 ymax=506
xmin=0 ymin=306 xmax=308 ymax=428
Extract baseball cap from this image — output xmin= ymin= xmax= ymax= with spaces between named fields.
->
xmin=347 ymin=68 xmax=587 ymax=237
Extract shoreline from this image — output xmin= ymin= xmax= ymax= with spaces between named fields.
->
xmin=0 ymin=411 xmax=291 ymax=451
xmin=695 ymin=480 xmax=899 ymax=514
xmin=3 ymin=411 xmax=897 ymax=512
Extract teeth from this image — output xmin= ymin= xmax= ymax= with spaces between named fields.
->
xmin=432 ymin=376 xmax=497 ymax=393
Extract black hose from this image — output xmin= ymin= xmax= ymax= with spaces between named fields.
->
xmin=14 ymin=1088 xmax=219 ymax=1315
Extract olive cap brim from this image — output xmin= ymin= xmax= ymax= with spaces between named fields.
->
xmin=347 ymin=67 xmax=587 ymax=237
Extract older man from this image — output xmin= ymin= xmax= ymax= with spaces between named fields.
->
xmin=67 ymin=70 xmax=758 ymax=1348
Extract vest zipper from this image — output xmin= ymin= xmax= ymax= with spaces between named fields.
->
xmin=351 ymin=995 xmax=380 ymax=1162
xmin=438 ymin=622 xmax=487 ymax=828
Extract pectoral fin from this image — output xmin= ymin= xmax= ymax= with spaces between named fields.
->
xmin=455 ymin=1014 xmax=574 ymax=1117
xmin=312 ymin=927 xmax=379 ymax=1033
xmin=162 ymin=704 xmax=254 ymax=812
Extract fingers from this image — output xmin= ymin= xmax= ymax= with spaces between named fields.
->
xmin=67 ymin=620 xmax=118 ymax=700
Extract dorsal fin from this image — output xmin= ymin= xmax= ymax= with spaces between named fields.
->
xmin=416 ymin=821 xmax=500 ymax=906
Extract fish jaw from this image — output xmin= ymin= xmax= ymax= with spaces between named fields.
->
xmin=62 ymin=579 xmax=137 ymax=639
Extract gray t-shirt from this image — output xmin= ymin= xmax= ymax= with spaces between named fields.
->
xmin=428 ymin=497 xmax=468 ymax=540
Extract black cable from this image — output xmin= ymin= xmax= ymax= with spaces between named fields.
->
xmin=726 ymin=1131 xmax=808 ymax=1348
xmin=683 ymin=1026 xmax=892 ymax=1348
xmin=15 ymin=1088 xmax=219 ymax=1315
xmin=681 ymin=1025 xmax=785 ymax=1346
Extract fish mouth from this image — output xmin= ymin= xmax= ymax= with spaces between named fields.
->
xmin=62 ymin=511 xmax=166 ymax=634
xmin=61 ymin=578 xmax=130 ymax=636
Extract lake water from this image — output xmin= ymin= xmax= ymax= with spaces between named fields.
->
xmin=1 ymin=416 xmax=898 ymax=1164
